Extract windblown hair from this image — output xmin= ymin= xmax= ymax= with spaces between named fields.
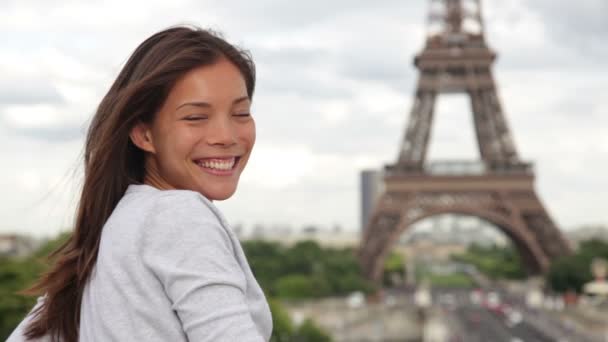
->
xmin=23 ymin=26 xmax=256 ymax=342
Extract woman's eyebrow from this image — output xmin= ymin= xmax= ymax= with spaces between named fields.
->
xmin=175 ymin=96 xmax=250 ymax=111
xmin=175 ymin=101 xmax=211 ymax=111
xmin=232 ymin=96 xmax=250 ymax=105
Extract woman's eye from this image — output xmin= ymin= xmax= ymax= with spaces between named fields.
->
xmin=233 ymin=113 xmax=251 ymax=117
xmin=184 ymin=115 xmax=208 ymax=121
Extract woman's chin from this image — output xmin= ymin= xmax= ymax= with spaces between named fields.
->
xmin=199 ymin=186 xmax=237 ymax=201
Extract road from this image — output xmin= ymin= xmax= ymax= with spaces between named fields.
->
xmin=450 ymin=304 xmax=553 ymax=342
xmin=428 ymin=288 xmax=601 ymax=342
xmin=285 ymin=287 xmax=604 ymax=341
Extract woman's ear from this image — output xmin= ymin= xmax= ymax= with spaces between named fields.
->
xmin=129 ymin=122 xmax=156 ymax=153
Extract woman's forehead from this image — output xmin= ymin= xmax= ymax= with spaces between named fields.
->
xmin=167 ymin=60 xmax=248 ymax=106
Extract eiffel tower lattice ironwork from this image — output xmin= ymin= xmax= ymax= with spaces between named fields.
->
xmin=358 ymin=0 xmax=572 ymax=283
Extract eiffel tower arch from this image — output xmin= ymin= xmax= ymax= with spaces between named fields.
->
xmin=358 ymin=0 xmax=572 ymax=283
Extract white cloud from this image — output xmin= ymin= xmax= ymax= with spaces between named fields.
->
xmin=3 ymin=104 xmax=67 ymax=128
xmin=242 ymin=143 xmax=317 ymax=189
xmin=0 ymin=128 xmax=82 ymax=236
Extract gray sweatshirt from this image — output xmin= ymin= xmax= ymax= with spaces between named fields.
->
xmin=7 ymin=184 xmax=273 ymax=341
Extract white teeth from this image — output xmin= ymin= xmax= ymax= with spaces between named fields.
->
xmin=197 ymin=158 xmax=236 ymax=170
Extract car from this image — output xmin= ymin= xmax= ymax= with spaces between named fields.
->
xmin=438 ymin=293 xmax=456 ymax=310
xmin=484 ymin=291 xmax=501 ymax=310
xmin=506 ymin=309 xmax=523 ymax=327
xmin=470 ymin=289 xmax=483 ymax=305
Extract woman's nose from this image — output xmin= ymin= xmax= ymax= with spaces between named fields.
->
xmin=206 ymin=116 xmax=237 ymax=146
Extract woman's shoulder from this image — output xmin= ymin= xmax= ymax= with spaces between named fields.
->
xmin=103 ymin=184 xmax=230 ymax=256
xmin=125 ymin=184 xmax=220 ymax=220
xmin=126 ymin=185 xmax=232 ymax=246
xmin=153 ymin=192 xmax=222 ymax=227
xmin=136 ymin=188 xmax=240 ymax=271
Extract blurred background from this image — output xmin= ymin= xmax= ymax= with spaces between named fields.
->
xmin=1 ymin=0 xmax=607 ymax=341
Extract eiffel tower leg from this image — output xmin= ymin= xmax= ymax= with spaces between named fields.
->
xmin=517 ymin=194 xmax=573 ymax=260
xmin=469 ymin=86 xmax=519 ymax=165
xmin=470 ymin=89 xmax=503 ymax=162
xmin=359 ymin=199 xmax=402 ymax=283
xmin=483 ymin=86 xmax=518 ymax=160
xmin=502 ymin=219 xmax=551 ymax=274
xmin=511 ymin=233 xmax=551 ymax=274
xmin=398 ymin=89 xmax=436 ymax=168
xmin=502 ymin=189 xmax=572 ymax=273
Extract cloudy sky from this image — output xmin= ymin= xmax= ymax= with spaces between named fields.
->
xmin=1 ymin=0 xmax=606 ymax=238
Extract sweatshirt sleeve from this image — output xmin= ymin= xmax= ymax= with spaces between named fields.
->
xmin=141 ymin=193 xmax=265 ymax=342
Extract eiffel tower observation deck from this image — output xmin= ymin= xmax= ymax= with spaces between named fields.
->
xmin=358 ymin=0 xmax=571 ymax=284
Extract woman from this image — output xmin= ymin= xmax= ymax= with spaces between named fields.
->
xmin=8 ymin=26 xmax=272 ymax=342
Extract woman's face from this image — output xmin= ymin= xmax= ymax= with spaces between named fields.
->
xmin=132 ymin=58 xmax=255 ymax=200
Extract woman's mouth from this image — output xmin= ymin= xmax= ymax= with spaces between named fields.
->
xmin=194 ymin=156 xmax=240 ymax=175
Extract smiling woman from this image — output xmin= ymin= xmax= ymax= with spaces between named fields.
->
xmin=7 ymin=26 xmax=272 ymax=342
xmin=130 ymin=60 xmax=256 ymax=201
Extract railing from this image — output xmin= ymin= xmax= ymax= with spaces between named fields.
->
xmin=385 ymin=160 xmax=534 ymax=176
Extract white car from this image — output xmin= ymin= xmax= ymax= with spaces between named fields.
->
xmin=485 ymin=291 xmax=501 ymax=310
xmin=470 ymin=289 xmax=483 ymax=305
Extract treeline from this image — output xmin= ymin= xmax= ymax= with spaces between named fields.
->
xmin=242 ymin=240 xmax=374 ymax=299
xmin=241 ymin=239 xmax=375 ymax=341
xmin=268 ymin=298 xmax=331 ymax=342
xmin=241 ymin=240 xmax=375 ymax=342
xmin=547 ymin=239 xmax=608 ymax=293
xmin=451 ymin=243 xmax=526 ymax=280
xmin=451 ymin=240 xmax=608 ymax=294
xmin=0 ymin=232 xmax=70 ymax=340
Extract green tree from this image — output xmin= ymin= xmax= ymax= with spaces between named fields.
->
xmin=268 ymin=299 xmax=332 ymax=342
xmin=242 ymin=240 xmax=285 ymax=294
xmin=0 ymin=258 xmax=41 ymax=339
xmin=451 ymin=243 xmax=525 ymax=280
xmin=0 ymin=232 xmax=71 ymax=340
xmin=293 ymin=319 xmax=332 ymax=342
xmin=382 ymin=251 xmax=405 ymax=286
xmin=268 ymin=298 xmax=293 ymax=342
xmin=282 ymin=241 xmax=324 ymax=275
xmin=242 ymin=240 xmax=373 ymax=299
xmin=275 ymin=275 xmax=331 ymax=299
xmin=547 ymin=239 xmax=608 ymax=293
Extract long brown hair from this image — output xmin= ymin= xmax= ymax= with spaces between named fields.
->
xmin=23 ymin=25 xmax=256 ymax=342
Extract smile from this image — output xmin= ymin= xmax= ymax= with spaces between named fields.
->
xmin=194 ymin=156 xmax=240 ymax=173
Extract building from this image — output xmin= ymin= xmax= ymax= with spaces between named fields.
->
xmin=360 ymin=169 xmax=384 ymax=233
xmin=0 ymin=234 xmax=39 ymax=258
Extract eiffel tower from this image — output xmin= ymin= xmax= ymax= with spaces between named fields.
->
xmin=358 ymin=0 xmax=572 ymax=283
